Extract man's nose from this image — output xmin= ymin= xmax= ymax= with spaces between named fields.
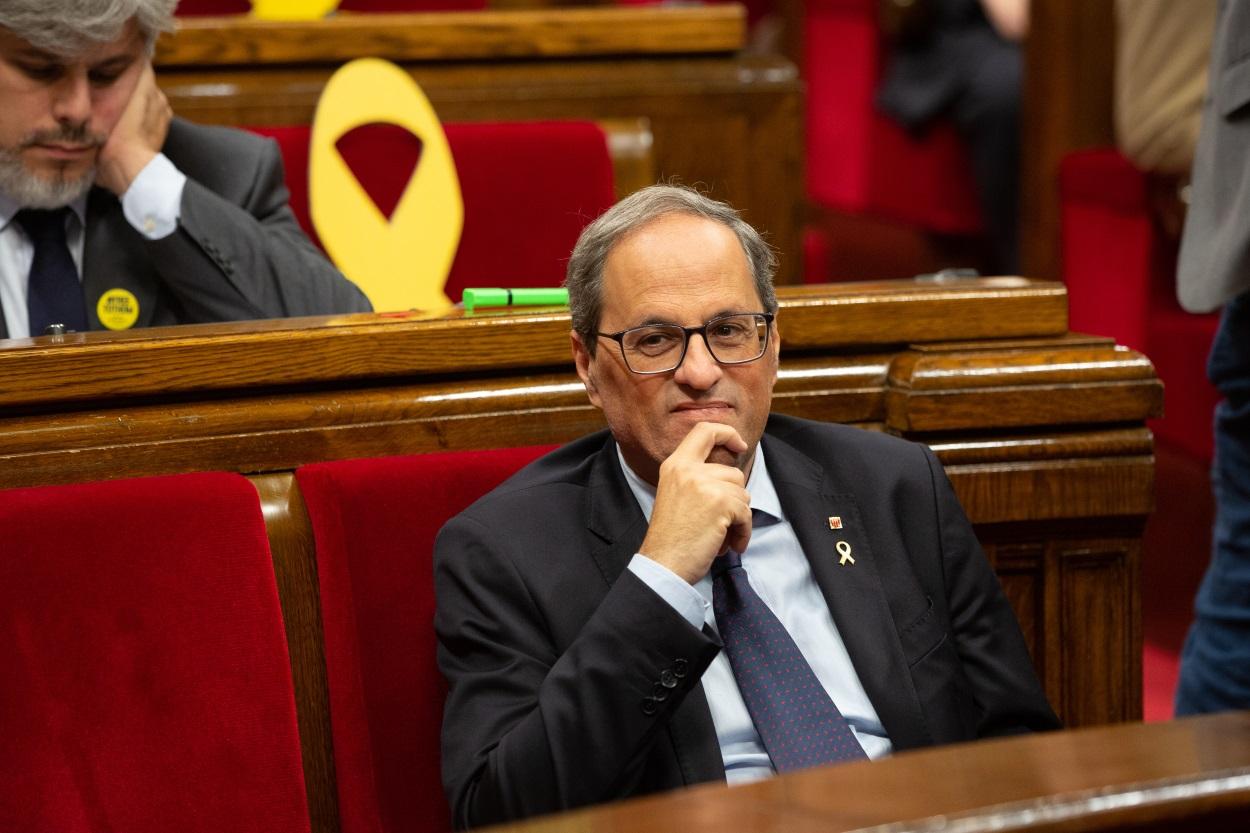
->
xmin=51 ymin=73 xmax=91 ymax=127
xmin=674 ymin=332 xmax=723 ymax=388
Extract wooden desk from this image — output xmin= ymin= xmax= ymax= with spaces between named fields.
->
xmin=484 ymin=713 xmax=1250 ymax=833
xmin=153 ymin=6 xmax=805 ymax=282
xmin=0 ymin=277 xmax=1160 ymax=831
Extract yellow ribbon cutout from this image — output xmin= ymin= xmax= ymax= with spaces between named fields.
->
xmin=250 ymin=0 xmax=340 ymax=19
xmin=309 ymin=60 xmax=464 ymax=312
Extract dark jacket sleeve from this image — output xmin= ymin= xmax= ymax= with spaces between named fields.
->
xmin=922 ymin=446 xmax=1061 ymax=736
xmin=434 ymin=513 xmax=720 ymax=829
xmin=143 ymin=121 xmax=371 ymax=321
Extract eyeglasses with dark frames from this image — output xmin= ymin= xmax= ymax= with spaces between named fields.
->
xmin=595 ymin=312 xmax=775 ymax=374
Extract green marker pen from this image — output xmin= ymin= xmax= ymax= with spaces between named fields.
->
xmin=462 ymin=287 xmax=569 ymax=313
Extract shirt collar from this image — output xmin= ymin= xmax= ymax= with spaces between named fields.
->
xmin=0 ymin=189 xmax=89 ymax=233
xmin=616 ymin=439 xmax=785 ymax=525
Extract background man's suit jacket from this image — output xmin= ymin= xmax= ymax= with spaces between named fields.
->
xmin=1179 ymin=0 xmax=1250 ymax=313
xmin=434 ymin=414 xmax=1059 ymax=829
xmin=0 ymin=117 xmax=370 ymax=338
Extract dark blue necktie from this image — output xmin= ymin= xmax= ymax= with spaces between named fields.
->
xmin=17 ymin=208 xmax=87 ymax=335
xmin=712 ymin=544 xmax=867 ymax=772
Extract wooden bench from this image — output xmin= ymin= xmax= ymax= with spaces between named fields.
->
xmin=0 ymin=277 xmax=1159 ymax=832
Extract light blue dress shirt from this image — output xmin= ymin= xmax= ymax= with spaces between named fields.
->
xmin=0 ymin=153 xmax=186 ymax=338
xmin=622 ymin=442 xmax=893 ymax=783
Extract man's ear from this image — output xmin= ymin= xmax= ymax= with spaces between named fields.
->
xmin=571 ymin=331 xmax=603 ymax=409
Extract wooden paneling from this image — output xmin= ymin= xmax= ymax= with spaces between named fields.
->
xmin=1058 ymin=540 xmax=1141 ymax=726
xmin=153 ymin=6 xmax=806 ymax=283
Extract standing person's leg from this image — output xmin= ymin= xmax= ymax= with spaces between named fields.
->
xmin=1176 ymin=292 xmax=1250 ymax=714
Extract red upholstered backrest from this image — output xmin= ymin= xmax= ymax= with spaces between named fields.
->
xmin=0 ymin=472 xmax=309 ymax=833
xmin=1058 ymin=147 xmax=1221 ymax=463
xmin=295 ymin=445 xmax=556 ymax=833
xmin=249 ymin=121 xmax=617 ymax=305
xmin=1059 ymin=148 xmax=1156 ymax=353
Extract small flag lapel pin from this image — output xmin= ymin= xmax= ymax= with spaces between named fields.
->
xmin=828 ymin=516 xmax=843 ymax=530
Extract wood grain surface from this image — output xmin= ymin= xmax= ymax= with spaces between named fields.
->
xmin=157 ymin=6 xmax=746 ymax=65
xmin=481 ymin=713 xmax=1250 ymax=833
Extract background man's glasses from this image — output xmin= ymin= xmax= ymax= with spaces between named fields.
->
xmin=596 ymin=312 xmax=775 ymax=374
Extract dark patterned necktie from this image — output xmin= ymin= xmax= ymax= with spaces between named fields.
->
xmin=16 ymin=208 xmax=87 ymax=335
xmin=712 ymin=546 xmax=867 ymax=772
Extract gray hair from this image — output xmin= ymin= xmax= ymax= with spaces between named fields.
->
xmin=0 ymin=0 xmax=178 ymax=57
xmin=565 ymin=184 xmax=779 ymax=350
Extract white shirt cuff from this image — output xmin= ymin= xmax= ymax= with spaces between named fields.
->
xmin=628 ymin=553 xmax=709 ymax=629
xmin=121 ymin=153 xmax=186 ymax=240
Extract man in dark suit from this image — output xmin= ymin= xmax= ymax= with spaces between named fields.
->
xmin=0 ymin=0 xmax=369 ymax=339
xmin=1174 ymin=0 xmax=1250 ymax=714
xmin=434 ymin=185 xmax=1058 ymax=829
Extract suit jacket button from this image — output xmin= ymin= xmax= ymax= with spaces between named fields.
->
xmin=641 ymin=697 xmax=659 ymax=716
xmin=660 ymin=669 xmax=678 ymax=688
xmin=673 ymin=659 xmax=689 ymax=678
xmin=651 ymin=683 xmax=670 ymax=701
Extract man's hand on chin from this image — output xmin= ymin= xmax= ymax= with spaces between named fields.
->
xmin=639 ymin=421 xmax=753 ymax=586
xmin=95 ymin=62 xmax=172 ymax=197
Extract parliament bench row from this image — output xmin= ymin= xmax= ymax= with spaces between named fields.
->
xmin=9 ymin=447 xmax=1250 ymax=833
xmin=0 ymin=278 xmax=1162 ymax=832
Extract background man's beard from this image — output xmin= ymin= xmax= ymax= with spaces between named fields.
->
xmin=0 ymin=148 xmax=96 ymax=208
xmin=0 ymin=124 xmax=103 ymax=208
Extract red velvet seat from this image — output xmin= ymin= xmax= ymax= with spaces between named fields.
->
xmin=803 ymin=0 xmax=984 ymax=281
xmin=248 ymin=121 xmax=617 ymax=305
xmin=1059 ymin=147 xmax=1221 ymax=463
xmin=0 ymin=472 xmax=309 ymax=833
xmin=295 ymin=445 xmax=556 ymax=833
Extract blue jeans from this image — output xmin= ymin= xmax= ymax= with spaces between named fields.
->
xmin=1175 ymin=292 xmax=1250 ymax=714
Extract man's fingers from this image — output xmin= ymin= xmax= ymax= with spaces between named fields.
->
xmin=671 ymin=421 xmax=748 ymax=465
xmin=724 ymin=524 xmax=752 ymax=557
xmin=718 ymin=492 xmax=753 ymax=556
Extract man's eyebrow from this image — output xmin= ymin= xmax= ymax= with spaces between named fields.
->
xmin=627 ymin=309 xmax=751 ymax=328
xmin=10 ymin=46 xmax=62 ymax=64
xmin=91 ymin=53 xmax=137 ymax=70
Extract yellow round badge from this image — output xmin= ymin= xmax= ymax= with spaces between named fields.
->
xmin=97 ymin=288 xmax=140 ymax=330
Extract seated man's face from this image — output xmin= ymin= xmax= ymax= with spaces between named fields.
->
xmin=573 ymin=212 xmax=780 ymax=485
xmin=0 ymin=19 xmax=146 ymax=207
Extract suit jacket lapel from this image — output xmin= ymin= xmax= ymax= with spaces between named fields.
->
xmin=762 ymin=434 xmax=934 ymax=749
xmin=82 ymin=189 xmax=159 ymax=329
xmin=585 ymin=434 xmax=648 ymax=584
xmin=584 ymin=436 xmax=726 ymax=786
